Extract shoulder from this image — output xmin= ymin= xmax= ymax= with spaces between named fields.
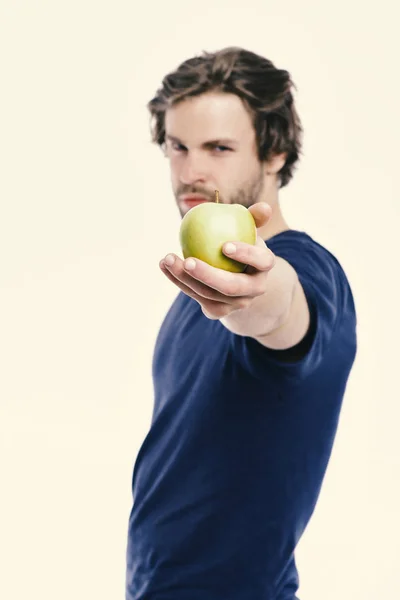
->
xmin=241 ymin=229 xmax=357 ymax=380
xmin=267 ymin=229 xmax=353 ymax=303
xmin=267 ymin=229 xmax=344 ymax=269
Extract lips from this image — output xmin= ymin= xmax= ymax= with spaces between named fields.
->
xmin=181 ymin=195 xmax=209 ymax=201
xmin=180 ymin=196 xmax=210 ymax=209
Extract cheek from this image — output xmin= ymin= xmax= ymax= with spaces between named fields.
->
xmin=224 ymin=158 xmax=249 ymax=186
xmin=167 ymin=157 xmax=180 ymax=182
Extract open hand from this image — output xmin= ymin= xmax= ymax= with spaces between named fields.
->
xmin=159 ymin=202 xmax=276 ymax=320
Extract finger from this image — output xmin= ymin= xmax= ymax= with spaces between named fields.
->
xmin=162 ymin=255 xmax=233 ymax=302
xmin=160 ymin=260 xmax=211 ymax=303
xmin=160 ymin=261 xmax=249 ymax=320
xmin=222 ymin=238 xmax=275 ymax=272
xmin=160 ymin=260 xmax=230 ymax=318
xmin=247 ymin=202 xmax=272 ymax=229
xmin=182 ymin=256 xmax=265 ymax=298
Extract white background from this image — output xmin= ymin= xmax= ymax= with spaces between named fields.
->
xmin=1 ymin=1 xmax=399 ymax=598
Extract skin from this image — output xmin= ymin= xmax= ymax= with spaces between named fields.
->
xmin=159 ymin=91 xmax=310 ymax=349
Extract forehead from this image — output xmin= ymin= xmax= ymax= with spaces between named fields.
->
xmin=165 ymin=91 xmax=255 ymax=144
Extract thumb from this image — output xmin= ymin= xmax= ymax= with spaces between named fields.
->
xmin=248 ymin=202 xmax=272 ymax=229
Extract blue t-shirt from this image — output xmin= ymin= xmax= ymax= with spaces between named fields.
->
xmin=126 ymin=230 xmax=357 ymax=600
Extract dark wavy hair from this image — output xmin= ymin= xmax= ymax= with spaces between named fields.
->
xmin=147 ymin=47 xmax=303 ymax=188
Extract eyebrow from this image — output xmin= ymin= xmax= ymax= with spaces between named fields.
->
xmin=165 ymin=134 xmax=238 ymax=148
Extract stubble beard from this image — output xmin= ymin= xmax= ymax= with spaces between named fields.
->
xmin=229 ymin=166 xmax=265 ymax=209
xmin=176 ymin=166 xmax=265 ymax=217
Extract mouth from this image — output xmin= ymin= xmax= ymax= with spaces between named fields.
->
xmin=180 ymin=195 xmax=211 ymax=209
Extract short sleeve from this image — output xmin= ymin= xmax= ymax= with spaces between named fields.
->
xmin=229 ymin=231 xmax=352 ymax=383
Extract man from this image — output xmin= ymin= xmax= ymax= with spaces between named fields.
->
xmin=125 ymin=47 xmax=357 ymax=600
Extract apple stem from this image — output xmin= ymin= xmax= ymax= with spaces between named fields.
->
xmin=215 ymin=190 xmax=219 ymax=204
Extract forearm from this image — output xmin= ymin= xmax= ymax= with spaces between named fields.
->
xmin=220 ymin=256 xmax=298 ymax=338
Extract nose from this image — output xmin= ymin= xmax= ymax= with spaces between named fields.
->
xmin=178 ymin=152 xmax=207 ymax=185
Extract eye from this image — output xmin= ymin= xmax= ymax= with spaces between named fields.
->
xmin=213 ymin=145 xmax=232 ymax=153
xmin=171 ymin=141 xmax=186 ymax=152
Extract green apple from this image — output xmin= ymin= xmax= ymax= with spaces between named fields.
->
xmin=179 ymin=192 xmax=257 ymax=273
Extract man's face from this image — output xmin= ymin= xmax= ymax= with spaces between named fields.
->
xmin=164 ymin=91 xmax=267 ymax=218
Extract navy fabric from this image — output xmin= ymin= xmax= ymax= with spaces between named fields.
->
xmin=125 ymin=230 xmax=357 ymax=600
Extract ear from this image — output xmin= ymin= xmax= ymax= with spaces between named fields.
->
xmin=265 ymin=152 xmax=287 ymax=175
